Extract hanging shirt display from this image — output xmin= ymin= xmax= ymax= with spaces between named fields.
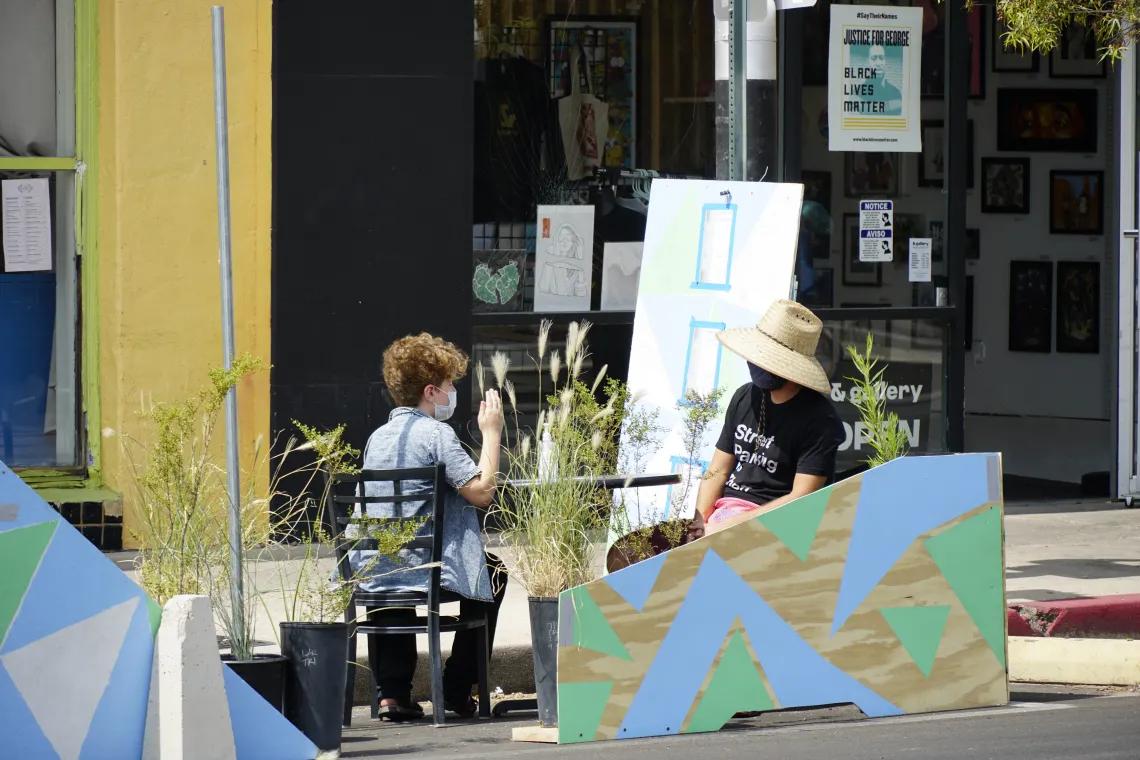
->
xmin=473 ymin=57 xmax=560 ymax=223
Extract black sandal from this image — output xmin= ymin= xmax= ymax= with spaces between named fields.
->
xmin=377 ymin=699 xmax=425 ymax=722
xmin=444 ymin=696 xmax=478 ymax=719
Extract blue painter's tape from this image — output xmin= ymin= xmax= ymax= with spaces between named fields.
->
xmin=691 ymin=203 xmax=738 ymax=291
xmin=679 ymin=318 xmax=726 ymax=405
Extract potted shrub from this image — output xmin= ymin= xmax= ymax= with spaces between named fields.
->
xmin=266 ymin=422 xmax=422 ymax=754
xmin=123 ymin=354 xmax=288 ymax=710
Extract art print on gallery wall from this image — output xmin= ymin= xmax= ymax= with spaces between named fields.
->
xmin=535 ymin=205 xmax=595 ymax=312
xmin=845 ymin=153 xmax=899 ymax=198
xmin=920 ymin=0 xmax=985 ymax=99
xmin=893 ymin=213 xmax=928 ymax=264
xmin=1009 ymin=260 xmax=1054 ymax=352
xmin=996 ymin=89 xmax=1098 ymax=153
xmin=966 ymin=228 xmax=981 ymax=260
xmin=1055 ymin=261 xmax=1100 ymax=353
xmin=992 ymin=10 xmax=1039 ymax=72
xmin=1049 ymin=25 xmax=1106 ymax=78
xmin=600 ymin=242 xmax=643 ymax=311
xmin=799 ymin=267 xmax=834 ymax=308
xmin=472 ymin=249 xmax=527 ymax=313
xmin=981 ymin=158 xmax=1030 ymax=214
xmin=843 ymin=213 xmax=882 ymax=287
xmin=1050 ymin=170 xmax=1104 ymax=235
xmin=549 ymin=18 xmax=637 ymax=169
xmin=801 ymin=170 xmax=833 ymax=260
xmin=918 ymin=120 xmax=974 ymax=189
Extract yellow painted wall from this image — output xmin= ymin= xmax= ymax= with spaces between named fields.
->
xmin=97 ymin=0 xmax=273 ymax=546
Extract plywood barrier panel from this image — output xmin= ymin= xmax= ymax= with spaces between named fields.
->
xmin=557 ymin=453 xmax=1008 ymax=744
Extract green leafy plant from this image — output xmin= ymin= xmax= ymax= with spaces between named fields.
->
xmin=266 ymin=422 xmax=423 ymax=627
xmin=845 ymin=333 xmax=909 ymax=467
xmin=992 ymin=0 xmax=1130 ymax=61
xmin=487 ymin=320 xmax=622 ymax=598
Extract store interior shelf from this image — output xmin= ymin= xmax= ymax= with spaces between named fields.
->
xmin=472 ymin=310 xmax=635 ymax=326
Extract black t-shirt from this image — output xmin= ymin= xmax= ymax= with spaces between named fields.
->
xmin=714 ymin=383 xmax=845 ymax=507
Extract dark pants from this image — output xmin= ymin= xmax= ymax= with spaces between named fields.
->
xmin=372 ymin=552 xmax=507 ymax=703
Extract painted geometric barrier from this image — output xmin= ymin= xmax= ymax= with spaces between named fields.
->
xmin=557 ymin=453 xmax=1008 ymax=744
xmin=0 ymin=462 xmax=317 ymax=760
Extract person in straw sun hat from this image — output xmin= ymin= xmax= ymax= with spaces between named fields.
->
xmin=691 ymin=299 xmax=844 ymax=537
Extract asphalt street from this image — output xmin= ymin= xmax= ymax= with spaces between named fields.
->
xmin=340 ymin=687 xmax=1139 ymax=759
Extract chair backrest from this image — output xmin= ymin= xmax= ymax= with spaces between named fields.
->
xmin=322 ymin=463 xmax=446 ymax=594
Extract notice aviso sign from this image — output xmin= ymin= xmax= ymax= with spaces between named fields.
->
xmin=828 ymin=5 xmax=923 ymax=152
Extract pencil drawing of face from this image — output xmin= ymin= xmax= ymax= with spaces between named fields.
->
xmin=551 ymin=224 xmax=583 ymax=260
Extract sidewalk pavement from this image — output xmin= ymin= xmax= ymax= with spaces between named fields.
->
xmin=112 ymin=499 xmax=1140 ymax=701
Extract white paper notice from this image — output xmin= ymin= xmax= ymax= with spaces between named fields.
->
xmin=697 ymin=208 xmax=734 ymax=286
xmin=2 ymin=179 xmax=52 ymax=272
xmin=858 ymin=199 xmax=893 ymax=262
xmin=909 ymin=238 xmax=932 ymax=282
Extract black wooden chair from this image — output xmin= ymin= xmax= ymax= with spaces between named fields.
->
xmin=324 ymin=464 xmax=491 ymax=727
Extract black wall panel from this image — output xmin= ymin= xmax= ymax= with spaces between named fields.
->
xmin=271 ymin=2 xmax=474 ymax=461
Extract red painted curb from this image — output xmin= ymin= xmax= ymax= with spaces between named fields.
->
xmin=1007 ymin=594 xmax=1140 ymax=638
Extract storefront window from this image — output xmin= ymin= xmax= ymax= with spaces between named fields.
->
xmin=471 ymin=1 xmax=715 ymax=441
xmin=0 ymin=0 xmax=79 ymax=468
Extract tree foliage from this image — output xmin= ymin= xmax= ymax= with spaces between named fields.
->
xmin=990 ymin=0 xmax=1132 ymax=60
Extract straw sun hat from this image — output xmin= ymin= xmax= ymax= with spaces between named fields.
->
xmin=716 ymin=300 xmax=832 ymax=395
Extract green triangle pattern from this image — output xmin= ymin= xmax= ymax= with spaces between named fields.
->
xmin=924 ymin=506 xmax=1006 ymax=666
xmin=685 ymin=629 xmax=774 ymax=734
xmin=147 ymin=596 xmax=163 ymax=638
xmin=880 ymin=605 xmax=951 ymax=677
xmin=757 ymin=488 xmax=831 ymax=561
xmin=557 ymin=681 xmax=614 ymax=744
xmin=569 ymin=586 xmax=632 ymax=661
xmin=0 ymin=521 xmax=58 ymax=648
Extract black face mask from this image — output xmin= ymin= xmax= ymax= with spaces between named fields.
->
xmin=749 ymin=363 xmax=787 ymax=391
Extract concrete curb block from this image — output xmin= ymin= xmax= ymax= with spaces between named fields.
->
xmin=1009 ymin=636 xmax=1140 ymax=686
xmin=350 ymin=644 xmax=536 ymax=705
xmin=1008 ymin=594 xmax=1140 ymax=638
xmin=144 ymin=595 xmax=238 ymax=760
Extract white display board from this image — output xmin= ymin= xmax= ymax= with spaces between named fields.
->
xmin=616 ymin=180 xmax=803 ymax=532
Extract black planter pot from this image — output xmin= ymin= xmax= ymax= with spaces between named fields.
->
xmin=222 ymin=653 xmax=288 ymax=713
xmin=528 ymin=597 xmax=559 ymax=727
xmin=280 ymin=622 xmax=350 ymax=753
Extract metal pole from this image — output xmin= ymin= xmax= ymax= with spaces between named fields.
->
xmin=211 ymin=5 xmax=244 ymax=642
xmin=729 ymin=0 xmax=747 ymax=180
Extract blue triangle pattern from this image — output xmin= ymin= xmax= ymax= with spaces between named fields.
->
xmin=79 ymin=597 xmax=154 ymax=760
xmin=618 ymin=549 xmax=901 ymax=739
xmin=0 ymin=463 xmax=61 ymax=534
xmin=0 ymin=661 xmax=58 ymax=758
xmin=831 ymin=455 xmax=992 ymax=636
xmin=2 ymin=520 xmax=147 ymax=654
xmin=605 ymin=552 xmax=667 ymax=612
xmin=224 ymin=666 xmax=318 ymax=760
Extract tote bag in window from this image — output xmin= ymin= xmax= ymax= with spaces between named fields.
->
xmin=558 ymin=45 xmax=609 ymax=181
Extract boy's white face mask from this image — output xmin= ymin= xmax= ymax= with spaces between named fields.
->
xmin=432 ymin=388 xmax=457 ymax=421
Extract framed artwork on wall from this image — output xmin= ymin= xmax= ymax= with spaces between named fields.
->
xmin=966 ymin=228 xmax=981 ymax=260
xmin=472 ymin=250 xmax=527 ymax=313
xmin=845 ymin=153 xmax=899 ymax=198
xmin=918 ymin=120 xmax=975 ymax=189
xmin=1055 ymin=261 xmax=1100 ymax=353
xmin=992 ymin=11 xmax=1039 ymax=72
xmin=1008 ymin=260 xmax=1054 ymax=352
xmin=548 ymin=17 xmax=638 ymax=169
xmin=842 ymin=213 xmax=883 ymax=287
xmin=996 ymin=88 xmax=1098 ymax=153
xmin=801 ymin=170 xmax=833 ymax=260
xmin=1049 ymin=25 xmax=1107 ymax=78
xmin=981 ymin=158 xmax=1030 ymax=214
xmin=1049 ymin=170 xmax=1104 ymax=235
xmin=800 ymin=267 xmax=834 ymax=308
xmin=922 ymin=2 xmax=986 ymax=99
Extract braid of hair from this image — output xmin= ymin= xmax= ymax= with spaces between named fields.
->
xmin=752 ymin=389 xmax=768 ymax=454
